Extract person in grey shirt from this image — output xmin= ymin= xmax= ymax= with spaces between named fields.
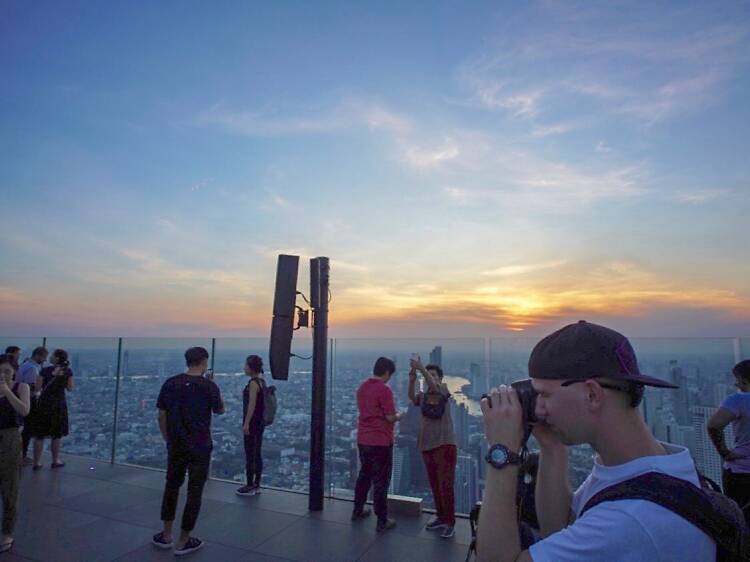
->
xmin=16 ymin=347 xmax=47 ymax=465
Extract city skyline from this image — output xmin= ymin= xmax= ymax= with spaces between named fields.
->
xmin=2 ymin=1 xmax=749 ymax=338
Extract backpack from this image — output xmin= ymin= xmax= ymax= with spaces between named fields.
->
xmin=420 ymin=390 xmax=448 ymax=420
xmin=580 ymin=471 xmax=750 ymax=562
xmin=255 ymin=379 xmax=277 ymax=427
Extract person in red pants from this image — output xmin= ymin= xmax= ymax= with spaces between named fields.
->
xmin=409 ymin=358 xmax=457 ymax=539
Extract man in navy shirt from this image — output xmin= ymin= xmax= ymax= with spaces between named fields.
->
xmin=152 ymin=347 xmax=224 ymax=557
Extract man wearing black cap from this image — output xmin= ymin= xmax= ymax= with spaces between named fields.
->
xmin=475 ymin=321 xmax=715 ymax=562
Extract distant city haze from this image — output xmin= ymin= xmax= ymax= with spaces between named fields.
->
xmin=1 ymin=2 xmax=749 ymax=338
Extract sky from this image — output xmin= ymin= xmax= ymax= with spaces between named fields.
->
xmin=1 ymin=0 xmax=749 ymax=339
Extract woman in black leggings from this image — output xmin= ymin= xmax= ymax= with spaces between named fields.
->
xmin=236 ymin=355 xmax=266 ymax=496
xmin=0 ymin=353 xmax=30 ymax=553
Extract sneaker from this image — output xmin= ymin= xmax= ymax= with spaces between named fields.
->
xmin=376 ymin=518 xmax=396 ymax=533
xmin=425 ymin=517 xmax=447 ymax=531
xmin=21 ymin=457 xmax=33 ymax=467
xmin=351 ymin=508 xmax=371 ymax=521
xmin=151 ymin=531 xmax=172 ymax=549
xmin=174 ymin=537 xmax=204 ymax=556
xmin=440 ymin=526 xmax=455 ymax=539
xmin=51 ymin=461 xmax=66 ymax=469
xmin=236 ymin=485 xmax=254 ymax=496
xmin=32 ymin=464 xmax=43 ymax=471
xmin=251 ymin=484 xmax=261 ymax=495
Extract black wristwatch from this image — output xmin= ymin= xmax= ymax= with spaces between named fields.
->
xmin=485 ymin=443 xmax=522 ymax=470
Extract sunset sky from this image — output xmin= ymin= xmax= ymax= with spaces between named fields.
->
xmin=1 ymin=1 xmax=749 ymax=338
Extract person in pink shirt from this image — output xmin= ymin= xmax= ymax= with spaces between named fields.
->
xmin=351 ymin=357 xmax=402 ymax=533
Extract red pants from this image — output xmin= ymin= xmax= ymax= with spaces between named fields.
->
xmin=422 ymin=444 xmax=457 ymax=526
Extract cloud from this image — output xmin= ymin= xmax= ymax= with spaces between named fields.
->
xmin=595 ymin=141 xmax=613 ymax=153
xmin=481 ymin=260 xmax=566 ymax=277
xmin=401 ymin=139 xmax=459 ymax=169
xmin=674 ymin=189 xmax=729 ymax=205
xmin=199 ymin=98 xmax=411 ymax=138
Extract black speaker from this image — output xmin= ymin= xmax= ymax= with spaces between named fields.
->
xmin=269 ymin=254 xmax=299 ymax=380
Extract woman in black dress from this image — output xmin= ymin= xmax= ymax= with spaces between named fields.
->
xmin=31 ymin=349 xmax=74 ymax=470
xmin=0 ymin=353 xmax=30 ymax=553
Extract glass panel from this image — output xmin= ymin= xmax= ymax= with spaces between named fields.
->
xmin=0 ymin=337 xmax=45 ymax=362
xmin=209 ymin=337 xmax=313 ymax=492
xmin=114 ymin=338 xmax=212 ymax=469
xmin=631 ymin=337 xmax=736 ymax=485
xmin=330 ymin=338 xmax=486 ymax=515
xmin=42 ymin=337 xmax=120 ymax=461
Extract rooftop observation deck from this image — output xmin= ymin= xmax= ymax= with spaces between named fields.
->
xmin=9 ymin=454 xmax=473 ymax=562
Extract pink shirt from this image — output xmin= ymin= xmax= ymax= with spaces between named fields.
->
xmin=357 ymin=378 xmax=396 ymax=446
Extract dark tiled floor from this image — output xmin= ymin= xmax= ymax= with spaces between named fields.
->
xmin=8 ymin=455 xmax=473 ymax=561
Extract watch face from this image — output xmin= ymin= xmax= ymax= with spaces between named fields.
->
xmin=490 ymin=447 xmax=508 ymax=465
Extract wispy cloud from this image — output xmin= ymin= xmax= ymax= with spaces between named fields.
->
xmin=481 ymin=260 xmax=566 ymax=277
xmin=674 ymin=189 xmax=729 ymax=205
xmin=199 ymin=98 xmax=411 ymax=138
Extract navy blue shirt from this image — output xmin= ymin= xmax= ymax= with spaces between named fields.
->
xmin=156 ymin=374 xmax=222 ymax=453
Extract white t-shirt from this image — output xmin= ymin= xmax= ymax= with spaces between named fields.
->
xmin=529 ymin=442 xmax=716 ymax=562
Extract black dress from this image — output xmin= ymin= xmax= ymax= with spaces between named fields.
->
xmin=29 ymin=367 xmax=72 ymax=439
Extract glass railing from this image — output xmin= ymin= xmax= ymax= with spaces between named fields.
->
xmin=0 ymin=335 xmax=747 ymax=513
xmin=328 ymin=338 xmax=487 ymax=516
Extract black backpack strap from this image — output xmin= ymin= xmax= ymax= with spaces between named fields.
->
xmin=581 ymin=472 xmax=740 ymax=556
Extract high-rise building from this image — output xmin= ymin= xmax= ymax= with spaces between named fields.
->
xmin=390 ymin=445 xmax=412 ymax=495
xmin=429 ymin=346 xmax=442 ymax=368
xmin=450 ymin=399 xmax=470 ymax=450
xmin=455 ymin=453 xmax=479 ymax=514
xmin=671 ymin=361 xmax=691 ymax=425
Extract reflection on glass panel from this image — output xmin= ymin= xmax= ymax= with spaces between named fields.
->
xmin=210 ymin=338 xmax=313 ymax=493
xmin=114 ymin=338 xmax=212 ymax=469
xmin=330 ymin=338 xmax=486 ymax=515
xmin=43 ymin=337 xmax=120 ymax=462
xmin=0 ymin=337 xmax=45 ymax=361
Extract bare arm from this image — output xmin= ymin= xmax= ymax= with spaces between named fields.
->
xmin=34 ymin=374 xmax=43 ymax=395
xmin=158 ymin=409 xmax=168 ymax=442
xmin=535 ymin=428 xmax=574 ymax=537
xmin=384 ymin=413 xmax=401 ymax=423
xmin=66 ymin=375 xmax=74 ymax=392
xmin=408 ymin=369 xmax=418 ymax=405
xmin=417 ymin=365 xmax=440 ymax=393
xmin=708 ymin=407 xmax=736 ymax=458
xmin=1 ymin=383 xmax=30 ymax=417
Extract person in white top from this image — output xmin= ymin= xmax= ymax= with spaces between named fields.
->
xmin=708 ymin=359 xmax=750 ymax=525
xmin=475 ymin=321 xmax=716 ymax=562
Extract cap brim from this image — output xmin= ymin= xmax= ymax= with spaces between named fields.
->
xmin=626 ymin=373 xmax=679 ymax=389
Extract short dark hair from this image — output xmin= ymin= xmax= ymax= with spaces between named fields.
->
xmin=185 ymin=347 xmax=209 ymax=367
xmin=734 ymin=360 xmax=750 ymax=384
xmin=373 ymin=357 xmax=396 ymax=377
xmin=31 ymin=347 xmax=48 ymax=359
xmin=0 ymin=354 xmax=13 ymax=367
xmin=425 ymin=364 xmax=444 ymax=378
xmin=5 ymin=346 xmax=20 ymax=354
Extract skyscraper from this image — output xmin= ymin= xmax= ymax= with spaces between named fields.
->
xmin=450 ymin=399 xmax=470 ymax=450
xmin=455 ymin=453 xmax=479 ymax=514
xmin=429 ymin=346 xmax=442 ymax=368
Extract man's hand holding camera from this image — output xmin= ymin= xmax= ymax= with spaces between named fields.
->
xmin=480 ymin=385 xmax=525 ymax=453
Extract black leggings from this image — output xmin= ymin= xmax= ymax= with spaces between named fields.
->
xmin=723 ymin=468 xmax=750 ymax=526
xmin=244 ymin=425 xmax=264 ymax=487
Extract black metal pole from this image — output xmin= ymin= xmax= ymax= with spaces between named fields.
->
xmin=111 ymin=337 xmax=123 ymax=464
xmin=309 ymin=257 xmax=329 ymax=511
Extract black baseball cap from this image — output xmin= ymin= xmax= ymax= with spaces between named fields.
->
xmin=528 ymin=320 xmax=678 ymax=389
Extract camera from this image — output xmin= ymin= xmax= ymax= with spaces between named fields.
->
xmin=482 ymin=378 xmax=538 ymax=424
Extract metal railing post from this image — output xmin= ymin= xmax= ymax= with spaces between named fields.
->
xmin=110 ymin=337 xmax=123 ymax=464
